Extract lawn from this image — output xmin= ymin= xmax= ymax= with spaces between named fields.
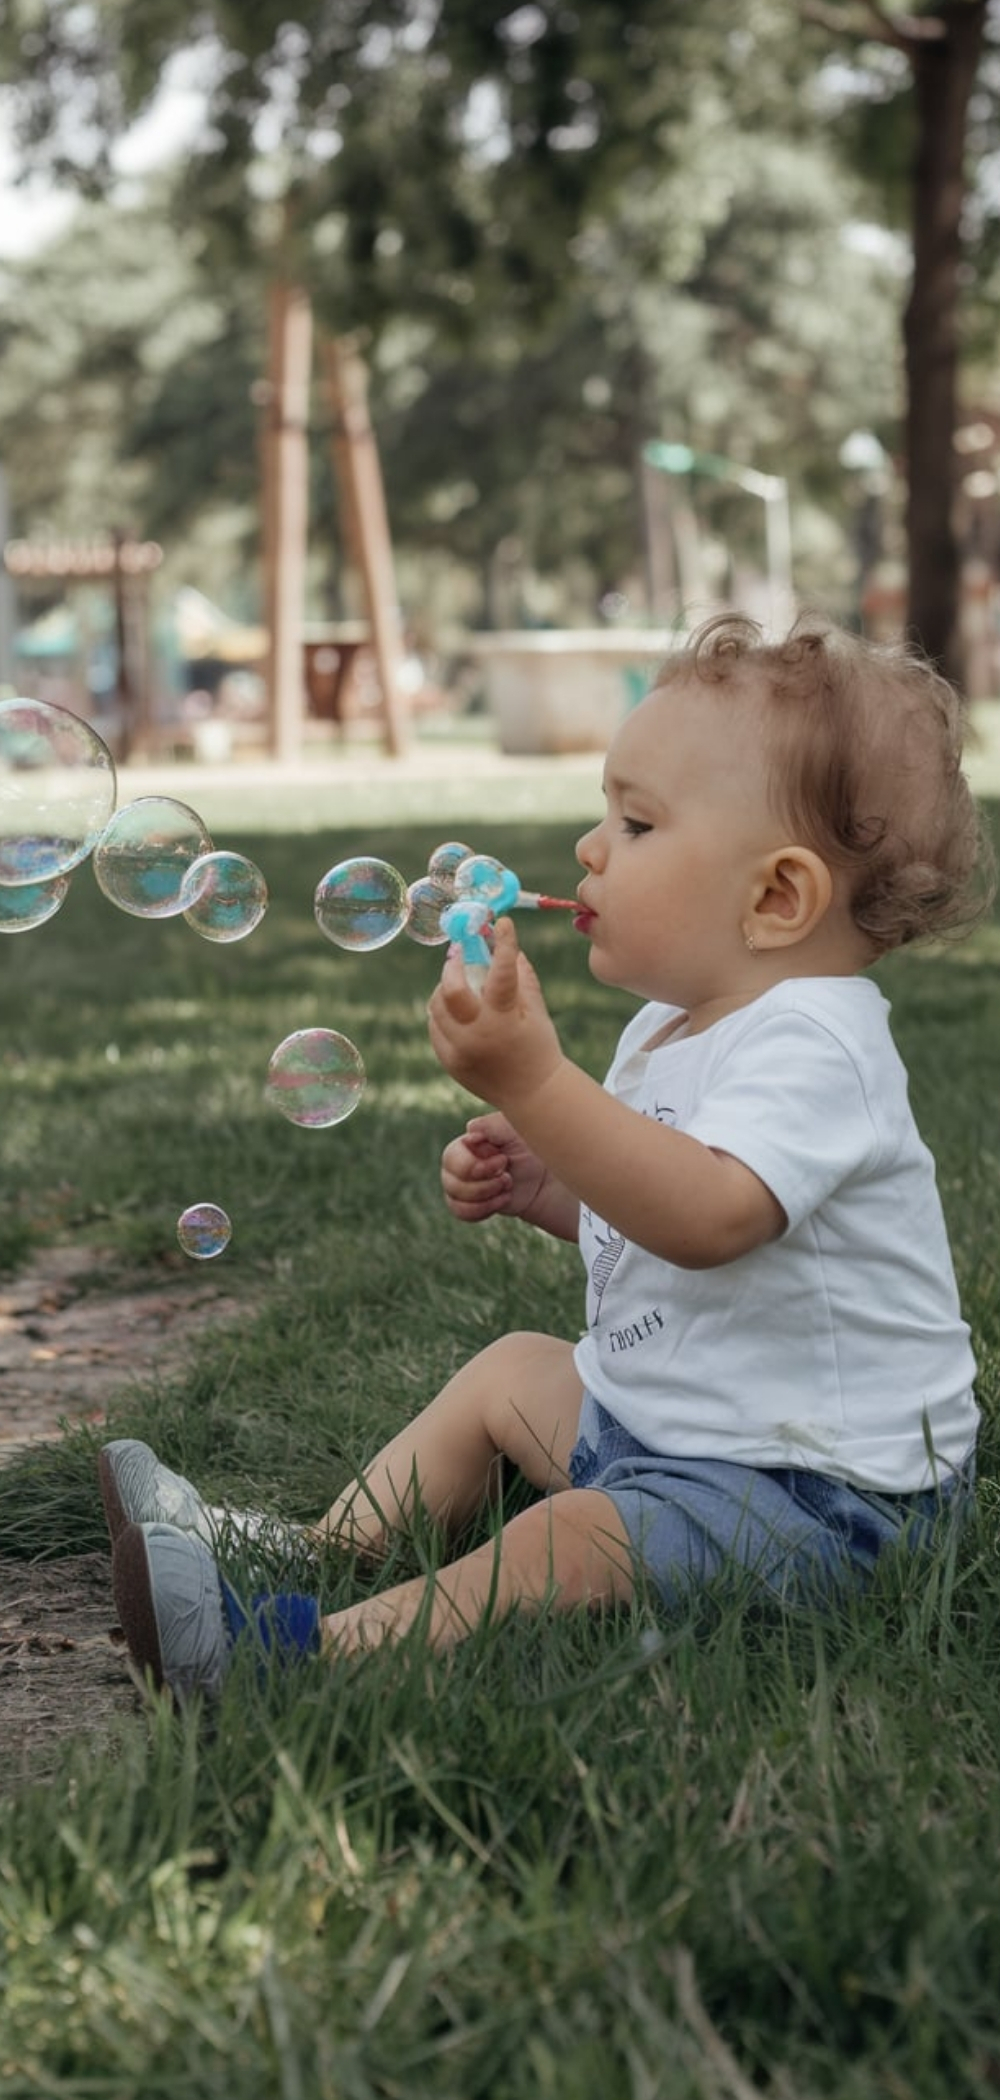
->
xmin=0 ymin=781 xmax=998 ymax=2099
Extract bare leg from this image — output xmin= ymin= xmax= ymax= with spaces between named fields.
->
xmin=311 ymin=1331 xmax=584 ymax=1557
xmin=319 ymin=1487 xmax=635 ymax=1655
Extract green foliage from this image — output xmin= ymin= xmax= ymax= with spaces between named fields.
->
xmin=0 ymin=181 xmax=264 ymax=554
xmin=0 ymin=26 xmax=905 ymax=620
xmin=0 ymin=800 xmax=998 ymax=2089
xmin=1 ymin=0 xmax=998 ymax=642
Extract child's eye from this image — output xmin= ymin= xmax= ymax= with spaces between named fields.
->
xmin=622 ymin=817 xmax=652 ymax=837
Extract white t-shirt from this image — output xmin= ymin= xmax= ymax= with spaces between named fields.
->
xmin=573 ymin=976 xmax=978 ymax=1492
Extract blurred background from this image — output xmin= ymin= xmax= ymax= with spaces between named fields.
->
xmin=0 ymin=0 xmax=997 ymax=762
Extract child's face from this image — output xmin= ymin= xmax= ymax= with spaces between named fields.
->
xmin=574 ymin=675 xmax=781 ymax=1011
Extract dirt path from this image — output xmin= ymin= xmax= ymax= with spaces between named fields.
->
xmin=0 ymin=1247 xmax=243 ymax=1793
xmin=0 ymin=1244 xmax=241 ymax=1458
xmin=0 ymin=1551 xmax=140 ymax=1792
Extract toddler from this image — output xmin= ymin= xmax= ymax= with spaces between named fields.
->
xmin=101 ymin=613 xmax=995 ymax=1698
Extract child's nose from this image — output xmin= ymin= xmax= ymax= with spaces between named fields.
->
xmin=575 ymin=822 xmax=603 ymax=869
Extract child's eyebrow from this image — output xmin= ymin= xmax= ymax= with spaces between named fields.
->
xmin=603 ymin=769 xmax=664 ymax=806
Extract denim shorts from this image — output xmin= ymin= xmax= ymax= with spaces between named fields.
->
xmin=567 ymin=1394 xmax=972 ymax=1610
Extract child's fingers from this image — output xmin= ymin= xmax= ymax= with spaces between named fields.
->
xmin=435 ymin=949 xmax=483 ymax=1020
xmin=464 ymin=1111 xmax=515 ymax=1150
xmin=442 ymin=1150 xmax=511 ymax=1198
xmin=461 ymin=1134 xmax=507 ymax=1166
xmin=482 ymin=917 xmax=521 ymax=1010
xmin=443 ymin=1192 xmax=510 ymax=1222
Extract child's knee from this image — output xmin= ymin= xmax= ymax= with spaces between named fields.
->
xmin=506 ymin=1489 xmax=636 ymax=1606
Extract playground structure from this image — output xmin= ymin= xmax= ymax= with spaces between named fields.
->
xmin=3 ymin=534 xmax=163 ymax=762
xmin=260 ymin=295 xmax=408 ymax=762
xmin=8 ymin=291 xmax=997 ymax=752
xmin=2 ymin=293 xmax=412 ymax=764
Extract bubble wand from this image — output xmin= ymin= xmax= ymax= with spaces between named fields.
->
xmin=451 ymin=855 xmax=576 ymax=916
xmin=440 ymin=897 xmax=495 ymax=993
xmin=440 ymin=856 xmax=577 ymax=993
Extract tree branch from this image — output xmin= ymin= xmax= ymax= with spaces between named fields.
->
xmin=800 ymin=0 xmax=947 ymax=52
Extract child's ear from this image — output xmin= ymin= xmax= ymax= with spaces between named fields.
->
xmin=745 ymin=847 xmax=833 ymax=950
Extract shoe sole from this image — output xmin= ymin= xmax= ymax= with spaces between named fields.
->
xmin=98 ymin=1445 xmax=132 ymax=1546
xmin=112 ymin=1524 xmax=166 ymax=1690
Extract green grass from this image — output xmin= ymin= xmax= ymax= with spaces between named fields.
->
xmin=1 ymin=803 xmax=999 ymax=2097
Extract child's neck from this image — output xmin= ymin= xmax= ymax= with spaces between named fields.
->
xmin=680 ymin=933 xmax=874 ymax=1039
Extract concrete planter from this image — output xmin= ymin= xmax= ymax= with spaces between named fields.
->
xmin=462 ymin=630 xmax=680 ymax=753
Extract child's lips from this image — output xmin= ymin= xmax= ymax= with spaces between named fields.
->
xmin=573 ymin=906 xmax=597 ymax=935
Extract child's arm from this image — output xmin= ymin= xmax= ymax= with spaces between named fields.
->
xmin=441 ymin=1112 xmax=580 ymax=1240
xmin=427 ymin=919 xmax=784 ymax=1270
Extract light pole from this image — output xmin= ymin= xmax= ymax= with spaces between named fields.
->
xmin=642 ymin=441 xmax=794 ymax=632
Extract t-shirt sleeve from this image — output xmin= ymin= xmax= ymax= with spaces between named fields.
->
xmin=684 ymin=1008 xmax=882 ymax=1231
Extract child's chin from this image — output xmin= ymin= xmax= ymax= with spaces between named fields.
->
xmin=587 ymin=947 xmax=620 ymax=985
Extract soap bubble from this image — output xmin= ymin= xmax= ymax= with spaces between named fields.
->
xmin=264 ymin=1028 xmax=366 ymax=1128
xmin=176 ymin=1202 xmax=232 ymax=1260
xmin=0 ymin=870 xmax=71 ymax=933
xmin=454 ymin=853 xmax=520 ymax=910
xmin=180 ymin=850 xmax=268 ymax=943
xmin=427 ymin=840 xmax=473 ymax=892
xmin=93 ymin=797 xmax=213 ymax=918
xmin=314 ymin=856 xmax=409 ymax=951
xmin=404 ymin=875 xmax=452 ymax=946
xmin=0 ymin=696 xmax=116 ymax=884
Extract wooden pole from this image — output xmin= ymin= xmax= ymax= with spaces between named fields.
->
xmin=264 ymin=280 xmax=313 ymax=761
xmin=320 ymin=334 xmax=408 ymax=757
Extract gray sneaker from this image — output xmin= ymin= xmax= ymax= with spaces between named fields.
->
xmin=99 ymin=1439 xmax=213 ymax=1547
xmin=112 ymin=1520 xmax=231 ymax=1701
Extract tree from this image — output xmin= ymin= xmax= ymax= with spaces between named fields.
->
xmin=374 ymin=124 xmax=899 ymax=623
xmin=2 ymin=1 xmax=995 ymax=675
xmin=804 ymin=0 xmax=996 ymax=680
xmin=0 ymin=184 xmax=264 ymax=588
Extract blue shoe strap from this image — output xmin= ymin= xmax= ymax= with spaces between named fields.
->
xmin=220 ymin=1576 xmax=320 ymax=1661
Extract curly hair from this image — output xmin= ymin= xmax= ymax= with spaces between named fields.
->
xmin=654 ymin=613 xmax=996 ymax=952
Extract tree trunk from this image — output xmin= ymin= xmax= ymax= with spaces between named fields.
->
xmin=904 ymin=0 xmax=986 ymax=684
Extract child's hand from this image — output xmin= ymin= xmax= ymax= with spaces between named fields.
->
xmin=427 ymin=917 xmax=564 ymax=1112
xmin=441 ymin=1112 xmax=553 ymax=1225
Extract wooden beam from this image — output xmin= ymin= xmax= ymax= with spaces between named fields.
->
xmin=263 ymin=280 xmax=313 ymax=762
xmin=320 ymin=334 xmax=408 ymax=757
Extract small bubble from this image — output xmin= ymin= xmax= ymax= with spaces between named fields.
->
xmin=93 ymin=797 xmax=213 ymax=919
xmin=180 ymin=850 xmax=268 ymax=942
xmin=176 ymin=1202 xmax=232 ymax=1260
xmin=0 ymin=695 xmax=116 ymax=884
xmin=404 ymin=875 xmax=452 ymax=946
xmin=427 ymin=840 xmax=473 ymax=891
xmin=314 ymin=857 xmax=409 ymax=951
xmin=0 ymin=870 xmax=70 ymax=932
xmin=264 ymin=1028 xmax=366 ymax=1128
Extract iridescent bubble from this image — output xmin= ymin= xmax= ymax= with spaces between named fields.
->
xmin=264 ymin=1028 xmax=366 ymax=1128
xmin=453 ymin=853 xmax=520 ymax=911
xmin=0 ymin=696 xmax=116 ymax=884
xmin=404 ymin=875 xmax=452 ymax=946
xmin=314 ymin=856 xmax=409 ymax=952
xmin=176 ymin=1202 xmax=232 ymax=1260
xmin=0 ymin=870 xmax=71 ymax=933
xmin=180 ymin=850 xmax=268 ymax=943
xmin=427 ymin=840 xmax=473 ymax=892
xmin=93 ymin=797 xmax=213 ymax=918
